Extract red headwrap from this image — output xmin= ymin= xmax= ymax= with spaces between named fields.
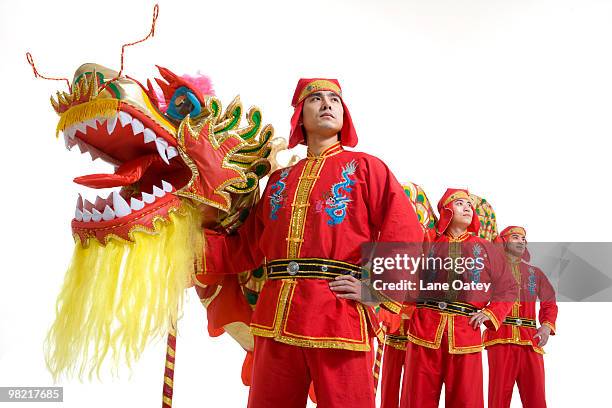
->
xmin=289 ymin=78 xmax=358 ymax=148
xmin=436 ymin=188 xmax=480 ymax=236
xmin=498 ymin=226 xmax=531 ymax=261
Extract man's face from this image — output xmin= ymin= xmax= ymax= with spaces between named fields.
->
xmin=505 ymin=233 xmax=527 ymax=257
xmin=449 ymin=198 xmax=474 ymax=231
xmin=302 ymin=91 xmax=344 ymax=139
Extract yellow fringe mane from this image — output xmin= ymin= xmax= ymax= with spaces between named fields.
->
xmin=45 ymin=201 xmax=202 ymax=380
xmin=56 ymin=98 xmax=119 ymax=137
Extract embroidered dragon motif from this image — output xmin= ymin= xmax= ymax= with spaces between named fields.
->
xmin=269 ymin=168 xmax=290 ymax=220
xmin=470 ymin=244 xmax=483 ymax=283
xmin=324 ymin=160 xmax=358 ymax=225
xmin=528 ymin=267 xmax=537 ymax=296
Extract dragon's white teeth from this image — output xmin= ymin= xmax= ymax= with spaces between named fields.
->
xmin=131 ymin=118 xmax=144 ymax=135
xmin=96 ymin=117 xmax=106 ymax=126
xmin=166 ymin=146 xmax=178 ymax=160
xmin=161 ymin=180 xmax=173 ymax=193
xmin=64 ymin=133 xmax=76 ymax=150
xmin=75 ymin=208 xmax=83 ymax=222
xmin=141 ymin=191 xmax=156 ymax=204
xmin=83 ymin=199 xmax=94 ymax=211
xmin=89 ymin=149 xmax=101 ymax=161
xmin=118 ymin=111 xmax=132 ymax=127
xmin=152 ymin=185 xmax=165 ymax=198
xmin=102 ymin=205 xmax=115 ymax=221
xmin=91 ymin=208 xmax=103 ymax=222
xmin=112 ymin=191 xmax=132 ymax=217
xmin=75 ymin=122 xmax=88 ymax=135
xmin=106 ymin=115 xmax=118 ymax=134
xmin=65 ymin=126 xmax=77 ymax=139
xmin=82 ymin=209 xmax=92 ymax=222
xmin=94 ymin=196 xmax=106 ymax=210
xmin=85 ymin=119 xmax=98 ymax=130
xmin=77 ymin=194 xmax=83 ymax=211
xmin=143 ymin=128 xmax=156 ymax=143
xmin=155 ymin=138 xmax=169 ymax=164
xmin=130 ymin=197 xmax=145 ymax=211
xmin=76 ymin=139 xmax=89 ymax=154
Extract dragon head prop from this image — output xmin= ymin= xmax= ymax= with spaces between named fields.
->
xmin=54 ymin=63 xmax=271 ymax=241
xmin=45 ymin=63 xmax=274 ymax=379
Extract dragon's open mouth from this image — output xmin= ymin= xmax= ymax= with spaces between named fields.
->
xmin=63 ymin=105 xmax=190 ymax=230
xmin=53 ymin=63 xmax=274 ymax=243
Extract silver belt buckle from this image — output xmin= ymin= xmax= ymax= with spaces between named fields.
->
xmin=287 ymin=261 xmax=299 ymax=276
xmin=516 ymin=318 xmax=523 ymax=326
xmin=438 ymin=302 xmax=447 ymax=310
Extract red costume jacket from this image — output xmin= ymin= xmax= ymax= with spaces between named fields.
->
xmin=407 ymin=233 xmax=518 ymax=354
xmin=201 ymin=142 xmax=424 ymax=351
xmin=483 ymin=257 xmax=558 ymax=354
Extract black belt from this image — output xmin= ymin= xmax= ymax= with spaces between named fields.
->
xmin=416 ymin=300 xmax=478 ymax=316
xmin=266 ymin=258 xmax=362 ymax=280
xmin=386 ymin=334 xmax=408 ymax=342
xmin=503 ymin=317 xmax=537 ymax=328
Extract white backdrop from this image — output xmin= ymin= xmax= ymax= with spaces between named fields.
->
xmin=1 ymin=0 xmax=610 ymax=406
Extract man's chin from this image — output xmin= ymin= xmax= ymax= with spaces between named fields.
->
xmin=317 ymin=120 xmax=342 ymax=130
xmin=511 ymin=249 xmax=526 ymax=257
xmin=310 ymin=126 xmax=342 ymax=138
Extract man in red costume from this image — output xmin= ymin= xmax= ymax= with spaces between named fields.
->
xmin=200 ymin=78 xmax=424 ymax=407
xmin=400 ymin=188 xmax=518 ymax=408
xmin=484 ymin=226 xmax=558 ymax=408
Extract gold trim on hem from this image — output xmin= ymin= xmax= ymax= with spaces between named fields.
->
xmin=484 ymin=338 xmax=544 ymax=355
xmin=447 ymin=315 xmax=484 ymax=354
xmin=251 ymin=331 xmax=371 ymax=351
xmin=280 ymin=295 xmax=368 ymax=344
xmin=249 ymin=280 xmax=370 ymax=350
xmin=407 ymin=314 xmax=448 ymax=349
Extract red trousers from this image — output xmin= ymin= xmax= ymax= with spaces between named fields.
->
xmin=400 ymin=339 xmax=484 ymax=408
xmin=380 ymin=344 xmax=406 ymax=408
xmin=248 ymin=336 xmax=375 ymax=408
xmin=487 ymin=344 xmax=546 ymax=408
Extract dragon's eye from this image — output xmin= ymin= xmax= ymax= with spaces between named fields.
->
xmin=166 ymin=86 xmax=202 ymax=120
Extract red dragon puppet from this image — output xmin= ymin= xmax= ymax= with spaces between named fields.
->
xmin=28 ymin=7 xmax=283 ymax=406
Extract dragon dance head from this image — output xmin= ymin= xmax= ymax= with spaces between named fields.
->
xmin=45 ymin=63 xmax=274 ymax=379
xmin=53 ymin=63 xmax=271 ymax=241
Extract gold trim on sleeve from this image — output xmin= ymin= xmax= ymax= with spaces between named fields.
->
xmin=482 ymin=308 xmax=500 ymax=331
xmin=541 ymin=321 xmax=556 ymax=335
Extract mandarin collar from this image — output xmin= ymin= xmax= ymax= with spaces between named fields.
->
xmin=306 ymin=141 xmax=343 ymax=159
